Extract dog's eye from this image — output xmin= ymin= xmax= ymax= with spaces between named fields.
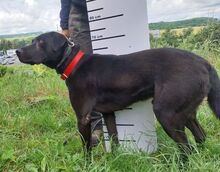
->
xmin=37 ymin=40 xmax=45 ymax=48
xmin=39 ymin=40 xmax=44 ymax=44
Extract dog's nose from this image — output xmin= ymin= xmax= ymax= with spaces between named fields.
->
xmin=16 ymin=49 xmax=23 ymax=57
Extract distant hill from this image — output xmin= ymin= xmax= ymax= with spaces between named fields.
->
xmin=149 ymin=17 xmax=220 ymax=30
xmin=1 ymin=17 xmax=219 ymax=39
xmin=0 ymin=32 xmax=42 ymax=39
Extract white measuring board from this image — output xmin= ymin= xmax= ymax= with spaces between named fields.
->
xmin=86 ymin=0 xmax=157 ymax=153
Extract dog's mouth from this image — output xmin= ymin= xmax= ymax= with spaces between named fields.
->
xmin=16 ymin=49 xmax=42 ymax=65
xmin=26 ymin=62 xmax=35 ymax=65
xmin=16 ymin=55 xmax=36 ymax=65
xmin=19 ymin=58 xmax=39 ymax=65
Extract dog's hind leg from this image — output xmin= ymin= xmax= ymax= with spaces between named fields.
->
xmin=103 ymin=112 xmax=119 ymax=151
xmin=154 ymin=107 xmax=191 ymax=155
xmin=186 ymin=112 xmax=206 ymax=144
xmin=153 ymin=85 xmax=192 ymax=160
xmin=154 ymin=109 xmax=193 ymax=164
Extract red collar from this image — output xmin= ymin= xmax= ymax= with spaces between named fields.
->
xmin=61 ymin=50 xmax=85 ymax=80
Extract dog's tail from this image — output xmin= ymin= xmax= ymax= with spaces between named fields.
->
xmin=208 ymin=66 xmax=220 ymax=119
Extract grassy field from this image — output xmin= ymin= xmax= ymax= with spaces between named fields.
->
xmin=0 ymin=50 xmax=220 ymax=171
xmin=159 ymin=26 xmax=205 ymax=35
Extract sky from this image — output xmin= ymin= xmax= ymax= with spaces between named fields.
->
xmin=0 ymin=0 xmax=220 ymax=35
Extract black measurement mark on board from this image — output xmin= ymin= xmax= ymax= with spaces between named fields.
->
xmin=88 ymin=8 xmax=103 ymax=13
xmin=86 ymin=0 xmax=96 ymax=3
xmin=124 ymin=107 xmax=133 ymax=110
xmin=93 ymin=47 xmax=108 ymax=51
xmin=90 ymin=28 xmax=106 ymax=32
xmin=104 ymin=139 xmax=136 ymax=142
xmin=102 ymin=123 xmax=134 ymax=127
xmin=92 ymin=34 xmax=125 ymax=42
xmin=89 ymin=14 xmax=124 ymax=22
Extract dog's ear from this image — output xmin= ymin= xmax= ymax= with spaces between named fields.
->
xmin=51 ymin=32 xmax=68 ymax=52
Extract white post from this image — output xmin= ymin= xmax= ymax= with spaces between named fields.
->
xmin=87 ymin=0 xmax=157 ymax=153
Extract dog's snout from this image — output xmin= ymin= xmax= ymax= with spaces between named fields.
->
xmin=16 ymin=49 xmax=23 ymax=57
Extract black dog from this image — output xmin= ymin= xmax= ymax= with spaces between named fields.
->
xmin=16 ymin=32 xmax=220 ymax=157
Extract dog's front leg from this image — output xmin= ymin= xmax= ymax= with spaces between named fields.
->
xmin=68 ymin=90 xmax=95 ymax=156
xmin=78 ymin=113 xmax=91 ymax=154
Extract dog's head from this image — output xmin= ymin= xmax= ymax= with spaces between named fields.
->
xmin=16 ymin=32 xmax=72 ymax=68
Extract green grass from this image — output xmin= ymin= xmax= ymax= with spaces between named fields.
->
xmin=0 ymin=50 xmax=220 ymax=171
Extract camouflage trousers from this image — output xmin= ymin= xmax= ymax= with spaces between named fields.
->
xmin=68 ymin=1 xmax=93 ymax=54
